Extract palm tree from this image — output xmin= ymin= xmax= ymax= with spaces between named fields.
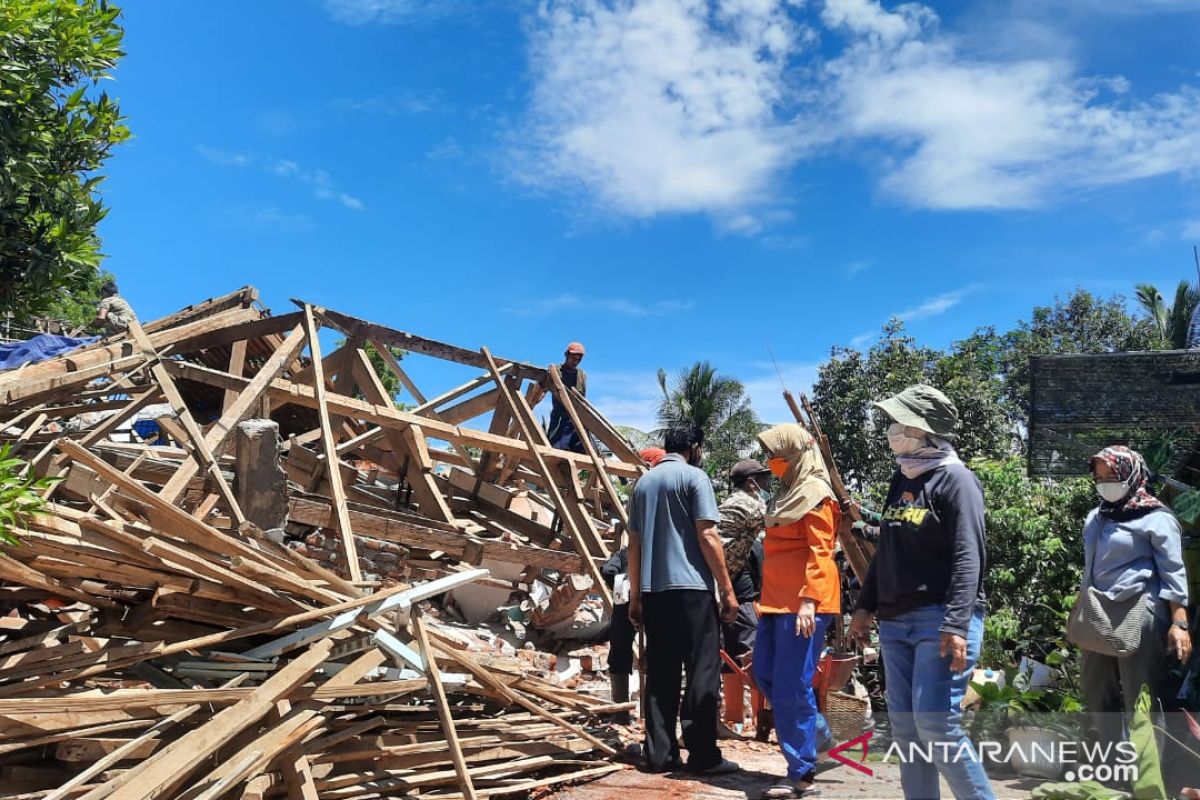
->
xmin=1135 ymin=280 xmax=1200 ymax=349
xmin=656 ymin=361 xmax=761 ymax=487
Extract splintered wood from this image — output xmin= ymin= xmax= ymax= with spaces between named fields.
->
xmin=0 ymin=287 xmax=641 ymax=799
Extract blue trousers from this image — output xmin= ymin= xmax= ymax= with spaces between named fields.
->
xmin=878 ymin=604 xmax=995 ymax=800
xmin=754 ymin=612 xmax=832 ymax=779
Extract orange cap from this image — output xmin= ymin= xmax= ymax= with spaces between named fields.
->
xmin=639 ymin=447 xmax=666 ymax=467
xmin=566 ymin=342 xmax=585 ymax=355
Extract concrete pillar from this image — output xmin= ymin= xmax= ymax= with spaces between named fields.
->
xmin=234 ymin=419 xmax=288 ymax=535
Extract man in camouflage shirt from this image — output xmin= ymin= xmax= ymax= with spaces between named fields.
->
xmin=720 ymin=459 xmax=771 ymax=578
xmin=92 ymin=280 xmax=137 ymax=335
xmin=717 ymin=459 xmax=772 ymax=733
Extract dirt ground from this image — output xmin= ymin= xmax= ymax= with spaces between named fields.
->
xmin=546 ymin=737 xmax=1044 ymax=800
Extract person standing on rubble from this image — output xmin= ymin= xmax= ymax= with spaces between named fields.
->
xmin=753 ymin=424 xmax=841 ymax=799
xmin=717 ymin=459 xmax=771 ymax=736
xmin=91 ymin=280 xmax=136 ymax=336
xmin=628 ymin=425 xmax=740 ymax=775
xmin=542 ymin=341 xmax=588 ymax=453
xmin=601 ymin=447 xmax=667 ymax=725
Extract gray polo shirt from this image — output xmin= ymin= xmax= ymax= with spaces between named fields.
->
xmin=628 ymin=453 xmax=720 ymax=593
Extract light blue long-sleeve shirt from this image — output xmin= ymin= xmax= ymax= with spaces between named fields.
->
xmin=1081 ymin=507 xmax=1189 ymax=608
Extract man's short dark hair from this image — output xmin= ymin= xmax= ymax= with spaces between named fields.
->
xmin=663 ymin=425 xmax=704 ymax=455
xmin=101 ymin=280 xmax=118 ymax=297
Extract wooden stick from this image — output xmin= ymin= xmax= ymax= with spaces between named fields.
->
xmin=125 ymin=318 xmax=246 ymax=525
xmin=411 ymin=608 xmax=479 ymax=800
xmin=302 ymin=304 xmax=362 ymax=583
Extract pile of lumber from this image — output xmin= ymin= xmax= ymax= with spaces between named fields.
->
xmin=0 ymin=287 xmax=645 ymax=798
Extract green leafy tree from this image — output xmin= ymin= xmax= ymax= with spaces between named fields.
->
xmin=656 ymin=361 xmax=760 ymax=491
xmin=811 ymin=319 xmax=1011 ymax=487
xmin=0 ymin=0 xmax=129 ymax=328
xmin=1135 ymin=280 xmax=1199 ymax=350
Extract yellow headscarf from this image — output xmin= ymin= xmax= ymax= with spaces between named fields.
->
xmin=757 ymin=423 xmax=834 ymax=526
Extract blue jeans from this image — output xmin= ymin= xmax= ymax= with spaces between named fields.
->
xmin=878 ymin=605 xmax=995 ymax=800
xmin=754 ymin=612 xmax=832 ymax=779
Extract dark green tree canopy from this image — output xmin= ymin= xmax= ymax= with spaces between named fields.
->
xmin=0 ymin=0 xmax=128 ymax=328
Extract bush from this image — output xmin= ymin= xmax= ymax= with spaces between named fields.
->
xmin=974 ymin=456 xmax=1095 ymax=666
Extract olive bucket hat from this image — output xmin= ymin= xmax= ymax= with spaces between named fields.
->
xmin=873 ymin=384 xmax=959 ymax=439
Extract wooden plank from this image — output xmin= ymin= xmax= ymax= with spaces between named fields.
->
xmin=426 ymin=630 xmax=616 ymax=756
xmin=124 ymin=319 xmax=245 ymax=526
xmin=350 ymin=348 xmax=456 ymax=523
xmin=302 ymin=305 xmax=362 ymax=583
xmin=160 ymin=323 xmax=307 ymax=503
xmin=410 ymin=608 xmax=478 ymax=800
xmin=160 ymin=360 xmax=643 ymax=479
xmin=222 ymin=339 xmax=248 ymax=414
xmin=100 ymin=640 xmax=333 ymax=800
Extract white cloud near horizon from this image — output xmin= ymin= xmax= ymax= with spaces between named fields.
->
xmin=895 ymin=288 xmax=972 ymax=322
xmin=515 ymin=0 xmax=1200 ymax=224
xmin=198 ymin=146 xmax=366 ymax=211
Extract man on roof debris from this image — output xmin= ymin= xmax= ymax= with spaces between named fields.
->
xmin=542 ymin=341 xmax=588 ymax=453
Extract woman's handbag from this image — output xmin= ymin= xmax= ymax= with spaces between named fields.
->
xmin=1066 ymin=548 xmax=1150 ymax=657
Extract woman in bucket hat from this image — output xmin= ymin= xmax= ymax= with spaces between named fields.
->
xmin=848 ymin=384 xmax=995 ymax=800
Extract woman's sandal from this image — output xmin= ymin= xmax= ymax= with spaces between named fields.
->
xmin=761 ymin=771 xmax=819 ymax=798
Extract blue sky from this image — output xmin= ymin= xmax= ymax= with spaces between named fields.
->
xmin=99 ymin=0 xmax=1200 ymax=431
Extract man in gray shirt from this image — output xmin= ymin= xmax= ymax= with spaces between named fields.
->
xmin=628 ymin=425 xmax=740 ymax=775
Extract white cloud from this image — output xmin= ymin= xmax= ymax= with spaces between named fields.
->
xmin=517 ymin=0 xmax=1200 ymax=222
xmin=578 ymin=370 xmax=663 ymax=431
xmin=895 ymin=288 xmax=971 ymax=322
xmin=1183 ymin=219 xmax=1200 ymax=240
xmin=506 ymin=293 xmax=694 ymax=317
xmin=821 ymin=2 xmax=1200 ymax=209
xmin=198 ymin=146 xmax=365 ymax=211
xmin=846 ymin=258 xmax=873 ymax=276
xmin=516 ymin=0 xmax=811 ymax=226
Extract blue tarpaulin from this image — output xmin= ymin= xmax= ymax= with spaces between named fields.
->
xmin=0 ymin=334 xmax=98 ymax=370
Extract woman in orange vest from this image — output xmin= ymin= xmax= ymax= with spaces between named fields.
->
xmin=754 ymin=423 xmax=840 ymax=799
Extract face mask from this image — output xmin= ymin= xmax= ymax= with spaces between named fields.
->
xmin=887 ymin=422 xmax=926 ymax=455
xmin=767 ymin=457 xmax=789 ymax=478
xmin=1096 ymin=480 xmax=1131 ymax=503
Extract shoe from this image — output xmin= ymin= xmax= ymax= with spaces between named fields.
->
xmin=692 ymin=758 xmax=740 ymax=775
xmin=717 ymin=720 xmax=746 ymax=740
xmin=761 ymin=771 xmax=818 ymax=799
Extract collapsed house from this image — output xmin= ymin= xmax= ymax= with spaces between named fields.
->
xmin=0 ymin=286 xmax=646 ymax=799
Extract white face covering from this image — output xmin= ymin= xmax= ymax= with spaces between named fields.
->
xmin=1095 ymin=480 xmax=1131 ymax=503
xmin=887 ymin=422 xmax=926 ymax=455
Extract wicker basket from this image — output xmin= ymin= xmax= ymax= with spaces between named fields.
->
xmin=825 ymin=691 xmax=870 ymax=742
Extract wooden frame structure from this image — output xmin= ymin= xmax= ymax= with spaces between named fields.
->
xmin=0 ymin=287 xmax=639 ymax=799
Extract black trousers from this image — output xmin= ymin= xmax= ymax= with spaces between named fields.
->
xmin=642 ymin=589 xmax=722 ymax=771
xmin=609 ymin=602 xmax=635 ymax=675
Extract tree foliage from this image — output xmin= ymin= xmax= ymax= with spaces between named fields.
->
xmin=811 ymin=319 xmax=1011 ymax=487
xmin=0 ymin=0 xmax=128 ymax=327
xmin=1134 ymin=280 xmax=1199 ymax=350
xmin=656 ymin=361 xmax=761 ymax=492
